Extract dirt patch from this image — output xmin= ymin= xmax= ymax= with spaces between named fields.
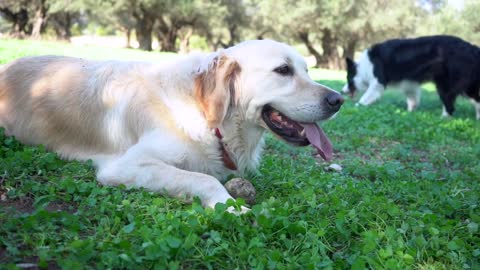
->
xmin=0 ymin=196 xmax=35 ymax=214
xmin=0 ymin=246 xmax=7 ymax=263
xmin=0 ymin=194 xmax=76 ymax=215
xmin=0 ymin=252 xmax=60 ymax=270
xmin=44 ymin=201 xmax=76 ymax=214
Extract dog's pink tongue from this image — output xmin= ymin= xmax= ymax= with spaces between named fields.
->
xmin=301 ymin=123 xmax=333 ymax=161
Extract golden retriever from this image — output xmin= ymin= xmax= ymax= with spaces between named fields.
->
xmin=0 ymin=40 xmax=343 ymax=212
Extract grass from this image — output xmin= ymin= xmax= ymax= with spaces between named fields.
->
xmin=0 ymin=39 xmax=479 ymax=269
xmin=0 ymin=39 xmax=179 ymax=63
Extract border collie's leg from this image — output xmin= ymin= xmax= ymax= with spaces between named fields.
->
xmin=466 ymin=85 xmax=480 ymax=120
xmin=442 ymin=106 xmax=450 ymax=118
xmin=475 ymin=102 xmax=480 ymax=120
xmin=438 ymin=93 xmax=456 ymax=117
xmin=470 ymin=99 xmax=480 ymax=120
xmin=357 ymin=81 xmax=384 ymax=106
xmin=435 ymin=77 xmax=456 ymax=118
xmin=404 ymin=85 xmax=421 ymax=112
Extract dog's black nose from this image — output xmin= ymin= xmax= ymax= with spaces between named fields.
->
xmin=325 ymin=92 xmax=344 ymax=110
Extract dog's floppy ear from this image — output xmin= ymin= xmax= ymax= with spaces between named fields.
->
xmin=346 ymin=57 xmax=356 ymax=70
xmin=195 ymin=53 xmax=240 ymax=128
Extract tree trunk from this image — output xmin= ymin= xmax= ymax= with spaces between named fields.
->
xmin=339 ymin=39 xmax=357 ymax=69
xmin=135 ymin=21 xmax=153 ymax=51
xmin=326 ymin=54 xmax=342 ymax=70
xmin=156 ymin=16 xmax=180 ymax=52
xmin=204 ymin=31 xmax=225 ymax=51
xmin=227 ymin=25 xmax=237 ymax=47
xmin=133 ymin=10 xmax=154 ymax=51
xmin=13 ymin=9 xmax=29 ymax=37
xmin=16 ymin=9 xmax=29 ymax=37
xmin=125 ymin=28 xmax=131 ymax=48
xmin=31 ymin=0 xmax=48 ymax=39
xmin=298 ymin=31 xmax=323 ymax=68
xmin=343 ymin=39 xmax=357 ymax=60
xmin=158 ymin=27 xmax=178 ymax=52
xmin=318 ymin=29 xmax=341 ymax=69
xmin=53 ymin=13 xmax=72 ymax=41
xmin=0 ymin=7 xmax=30 ymax=38
xmin=179 ymin=28 xmax=192 ymax=54
xmin=256 ymin=29 xmax=270 ymax=40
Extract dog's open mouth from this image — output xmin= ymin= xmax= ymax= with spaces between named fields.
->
xmin=261 ymin=105 xmax=333 ymax=161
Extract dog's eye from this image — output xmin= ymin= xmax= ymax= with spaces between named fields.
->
xmin=273 ymin=64 xmax=293 ymax=76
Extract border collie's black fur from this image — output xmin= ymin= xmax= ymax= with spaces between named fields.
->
xmin=344 ymin=35 xmax=480 ymax=118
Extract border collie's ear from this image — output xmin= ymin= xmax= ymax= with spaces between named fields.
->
xmin=195 ymin=53 xmax=240 ymax=128
xmin=346 ymin=57 xmax=355 ymax=69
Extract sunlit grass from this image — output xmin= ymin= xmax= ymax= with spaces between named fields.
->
xmin=0 ymin=39 xmax=178 ymax=63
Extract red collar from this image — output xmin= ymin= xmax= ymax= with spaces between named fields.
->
xmin=215 ymin=128 xmax=237 ymax=170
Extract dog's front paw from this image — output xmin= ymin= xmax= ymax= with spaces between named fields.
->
xmin=441 ymin=111 xmax=451 ymax=118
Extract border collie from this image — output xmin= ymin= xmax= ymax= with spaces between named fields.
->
xmin=342 ymin=35 xmax=480 ymax=119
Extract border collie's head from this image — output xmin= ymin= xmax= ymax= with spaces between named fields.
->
xmin=343 ymin=57 xmax=357 ymax=97
xmin=342 ymin=51 xmax=374 ymax=99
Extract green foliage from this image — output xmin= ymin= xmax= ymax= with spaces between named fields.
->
xmin=461 ymin=0 xmax=480 ymax=44
xmin=248 ymin=0 xmax=423 ymax=68
xmin=188 ymin=35 xmax=210 ymax=51
xmin=0 ymin=40 xmax=479 ymax=269
xmin=1 ymin=0 xmax=479 ymax=65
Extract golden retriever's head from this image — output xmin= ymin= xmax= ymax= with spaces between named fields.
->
xmin=196 ymin=40 xmax=344 ymax=161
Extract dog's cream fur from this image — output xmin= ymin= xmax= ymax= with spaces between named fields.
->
xmin=0 ymin=40 xmax=339 ymax=211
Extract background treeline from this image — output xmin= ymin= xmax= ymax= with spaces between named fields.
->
xmin=1 ymin=0 xmax=479 ymax=68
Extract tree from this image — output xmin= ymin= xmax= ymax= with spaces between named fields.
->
xmin=82 ymin=0 xmax=136 ymax=47
xmin=0 ymin=0 xmax=86 ymax=40
xmin=461 ymin=0 xmax=480 ymax=44
xmin=30 ymin=0 xmax=48 ymax=39
xmin=0 ymin=0 xmax=32 ymax=37
xmin=86 ymin=0 xmax=165 ymax=51
xmin=153 ymin=0 xmax=251 ymax=52
xmin=249 ymin=0 xmax=419 ymax=69
xmin=250 ymin=0 xmax=349 ymax=68
xmin=189 ymin=0 xmax=251 ymax=51
xmin=220 ymin=0 xmax=250 ymax=47
xmin=414 ymin=0 xmax=476 ymax=44
xmin=154 ymin=0 xmax=200 ymax=52
xmin=2 ymin=0 xmax=477 ymax=62
xmin=131 ymin=1 xmax=160 ymax=51
xmin=45 ymin=0 xmax=87 ymax=41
